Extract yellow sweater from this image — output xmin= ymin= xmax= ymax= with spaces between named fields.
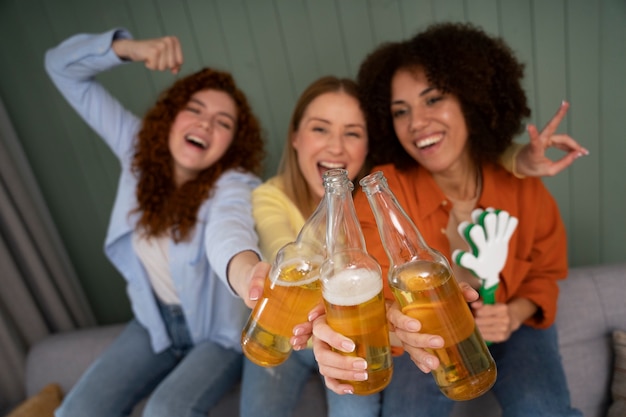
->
xmin=252 ymin=176 xmax=306 ymax=262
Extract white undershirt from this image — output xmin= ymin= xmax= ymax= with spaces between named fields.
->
xmin=132 ymin=231 xmax=181 ymax=305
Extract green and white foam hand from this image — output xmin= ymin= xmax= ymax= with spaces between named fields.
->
xmin=452 ymin=208 xmax=518 ymax=304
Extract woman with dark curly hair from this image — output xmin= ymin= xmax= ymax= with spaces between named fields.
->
xmin=310 ymin=22 xmax=583 ymax=416
xmin=45 ymin=29 xmax=268 ymax=417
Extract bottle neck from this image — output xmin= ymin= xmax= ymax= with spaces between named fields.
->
xmin=295 ymin=193 xmax=327 ymax=255
xmin=361 ymin=171 xmax=439 ymax=266
xmin=323 ymin=169 xmax=367 ymax=255
xmin=296 ymin=169 xmax=351 ymax=252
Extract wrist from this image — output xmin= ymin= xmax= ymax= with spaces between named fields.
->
xmin=508 ymin=297 xmax=537 ymax=330
xmin=111 ymin=38 xmax=132 ymax=61
xmin=227 ymin=250 xmax=261 ymax=298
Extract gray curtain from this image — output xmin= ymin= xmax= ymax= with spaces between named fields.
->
xmin=0 ymin=95 xmax=96 ymax=411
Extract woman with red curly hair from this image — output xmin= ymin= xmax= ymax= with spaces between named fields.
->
xmin=311 ymin=22 xmax=583 ymax=416
xmin=45 ymin=28 xmax=267 ymax=417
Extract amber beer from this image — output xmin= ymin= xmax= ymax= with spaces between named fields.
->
xmin=391 ymin=260 xmax=496 ymax=401
xmin=322 ymin=268 xmax=393 ymax=395
xmin=242 ymin=256 xmax=322 ymax=367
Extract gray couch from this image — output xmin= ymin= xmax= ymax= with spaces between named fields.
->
xmin=25 ymin=263 xmax=626 ymax=417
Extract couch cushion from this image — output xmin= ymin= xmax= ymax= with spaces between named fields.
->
xmin=557 ymin=263 xmax=626 ymax=417
xmin=25 ymin=324 xmax=124 ymax=397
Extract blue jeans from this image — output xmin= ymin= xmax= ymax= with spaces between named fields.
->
xmin=55 ymin=302 xmax=242 ymax=417
xmin=325 ymin=370 xmax=381 ymax=417
xmin=240 ymin=348 xmax=381 ymax=417
xmin=241 ymin=349 xmax=318 ymax=417
xmin=382 ymin=325 xmax=583 ymax=417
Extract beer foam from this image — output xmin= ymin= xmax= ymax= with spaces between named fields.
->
xmin=275 ymin=273 xmax=319 ymax=287
xmin=271 ymin=258 xmax=321 ymax=287
xmin=323 ymin=268 xmax=382 ymax=306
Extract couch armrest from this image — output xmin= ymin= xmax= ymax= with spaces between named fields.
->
xmin=557 ymin=263 xmax=626 ymax=417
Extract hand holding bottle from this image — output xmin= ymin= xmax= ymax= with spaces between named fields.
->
xmin=240 ymin=241 xmax=323 ymax=367
xmin=308 ymin=281 xmax=480 ymax=395
xmin=240 ymin=258 xmax=271 ymax=309
xmin=241 ymin=173 xmax=331 ymax=367
xmin=360 ymin=171 xmax=496 ymax=401
xmin=320 ymin=169 xmax=393 ymax=395
xmin=309 ymin=313 xmax=371 ymax=395
xmin=387 ymin=282 xmax=480 ymax=373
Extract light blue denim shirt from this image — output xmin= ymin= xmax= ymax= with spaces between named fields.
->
xmin=45 ymin=28 xmax=261 ymax=353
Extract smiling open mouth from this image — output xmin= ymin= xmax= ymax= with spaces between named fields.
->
xmin=186 ymin=135 xmax=207 ymax=149
xmin=318 ymin=161 xmax=346 ymax=176
xmin=417 ymin=134 xmax=443 ymax=149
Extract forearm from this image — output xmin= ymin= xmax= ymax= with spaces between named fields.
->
xmin=111 ymin=37 xmax=135 ymax=60
xmin=205 ymin=170 xmax=263 ymax=294
xmin=45 ymin=29 xmax=129 ymax=80
xmin=44 ymin=28 xmax=139 ymax=157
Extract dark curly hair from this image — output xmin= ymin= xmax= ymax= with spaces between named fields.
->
xmin=132 ymin=67 xmax=265 ymax=242
xmin=358 ymin=22 xmax=530 ymax=170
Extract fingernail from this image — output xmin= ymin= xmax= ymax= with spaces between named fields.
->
xmin=429 ymin=336 xmax=444 ymax=348
xmin=249 ymin=289 xmax=260 ymax=301
xmin=426 ymin=358 xmax=436 ymax=368
xmin=293 ymin=327 xmax=302 ymax=336
xmin=341 ymin=340 xmax=355 ymax=352
xmin=353 ymin=360 xmax=367 ymax=370
xmin=343 ymin=388 xmax=354 ymax=394
xmin=406 ymin=319 xmax=420 ymax=331
xmin=308 ymin=311 xmax=319 ymax=322
xmin=353 ymin=372 xmax=368 ymax=381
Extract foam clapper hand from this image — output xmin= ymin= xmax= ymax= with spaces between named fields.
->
xmin=452 ymin=208 xmax=518 ymax=305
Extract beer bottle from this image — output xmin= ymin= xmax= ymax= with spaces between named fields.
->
xmin=241 ymin=175 xmax=330 ymax=367
xmin=359 ymin=171 xmax=496 ymax=401
xmin=293 ymin=174 xmax=328 ymax=254
xmin=320 ymin=169 xmax=393 ymax=395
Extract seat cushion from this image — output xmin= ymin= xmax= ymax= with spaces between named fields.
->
xmin=25 ymin=324 xmax=124 ymax=397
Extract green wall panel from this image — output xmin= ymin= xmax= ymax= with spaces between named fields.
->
xmin=0 ymin=0 xmax=623 ymax=324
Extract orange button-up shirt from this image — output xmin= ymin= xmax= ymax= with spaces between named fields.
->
xmin=353 ymin=163 xmax=568 ymax=329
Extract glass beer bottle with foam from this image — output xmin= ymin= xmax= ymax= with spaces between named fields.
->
xmin=360 ymin=171 xmax=496 ymax=401
xmin=320 ymin=169 xmax=393 ymax=395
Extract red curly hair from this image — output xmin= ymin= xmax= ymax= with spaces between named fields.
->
xmin=132 ymin=68 xmax=265 ymax=242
